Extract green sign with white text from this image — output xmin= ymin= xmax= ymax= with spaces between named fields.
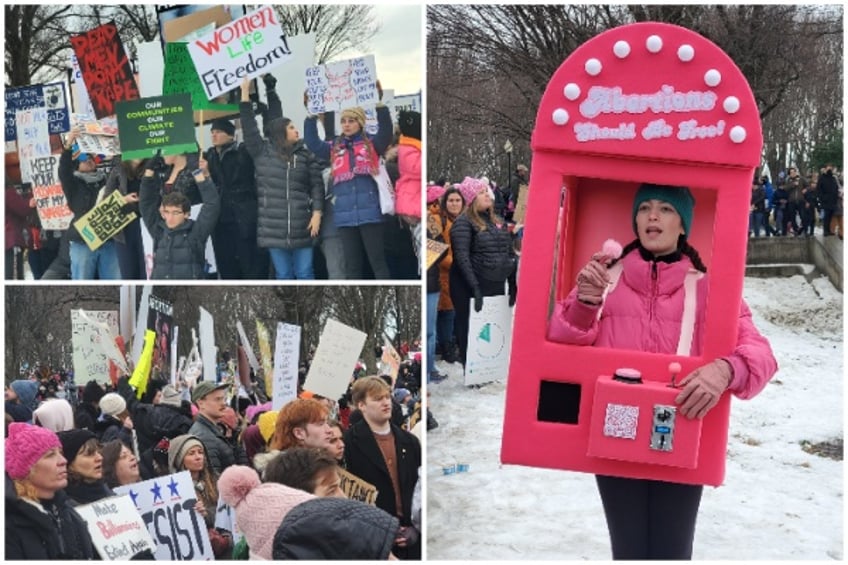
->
xmin=163 ymin=42 xmax=238 ymax=112
xmin=115 ymin=93 xmax=197 ymax=160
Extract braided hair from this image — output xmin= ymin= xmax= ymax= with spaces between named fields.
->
xmin=613 ymin=235 xmax=707 ymax=273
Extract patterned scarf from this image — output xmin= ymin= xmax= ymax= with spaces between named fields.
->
xmin=331 ymin=136 xmax=379 ymax=184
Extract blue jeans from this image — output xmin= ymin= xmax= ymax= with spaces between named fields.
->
xmin=69 ymin=240 xmax=121 ymax=280
xmin=269 ymin=247 xmax=314 ymax=280
xmin=436 ymin=309 xmax=456 ymax=349
xmin=426 ymin=292 xmax=439 ymax=379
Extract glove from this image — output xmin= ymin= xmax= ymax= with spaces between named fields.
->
xmin=394 ymin=526 xmax=419 ymax=548
xmin=262 ymin=73 xmax=277 ymax=90
xmin=473 ymin=287 xmax=483 ymax=312
xmin=674 ymin=359 xmax=732 ymax=419
xmin=146 ymin=154 xmax=166 ymax=174
xmin=575 ymin=258 xmax=609 ymax=305
xmin=508 ymin=285 xmax=517 ymax=307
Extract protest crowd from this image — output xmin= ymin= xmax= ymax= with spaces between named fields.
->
xmin=5 ymin=336 xmax=429 ymax=560
xmin=6 ymin=9 xmax=422 ymax=282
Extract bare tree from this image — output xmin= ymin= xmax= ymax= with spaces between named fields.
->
xmin=5 ymin=6 xmax=78 ymax=85
xmin=273 ymin=5 xmax=380 ymax=64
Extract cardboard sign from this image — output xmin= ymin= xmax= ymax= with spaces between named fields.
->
xmin=256 ymin=320 xmax=274 ymax=396
xmin=306 ymin=55 xmax=379 ymax=114
xmin=303 ymin=319 xmax=366 ymax=401
xmin=114 ymin=471 xmax=214 ymax=561
xmin=512 ymin=183 xmax=530 ymax=223
xmin=16 ymin=108 xmax=52 ymax=184
xmin=187 ymin=6 xmax=292 ymax=101
xmin=161 ymin=5 xmax=233 ymax=44
xmin=236 ymin=320 xmax=260 ymax=373
xmin=163 ymin=42 xmax=239 ymax=112
xmin=71 ymin=310 xmax=120 ymax=384
xmin=5 ymin=83 xmax=70 ymax=142
xmin=272 ymin=322 xmax=300 ymax=411
xmin=380 ymin=338 xmax=402 ymax=385
xmin=338 ymin=468 xmax=378 ymax=506
xmin=70 ymin=22 xmax=140 ymax=119
xmin=73 ymin=191 xmax=137 ymax=250
xmin=31 ymin=155 xmax=74 ymax=230
xmin=465 ymin=294 xmax=513 ymax=386
xmin=426 ymin=239 xmax=449 ymax=270
xmin=75 ymin=495 xmax=156 ymax=560
xmin=115 ymin=93 xmax=197 ymax=160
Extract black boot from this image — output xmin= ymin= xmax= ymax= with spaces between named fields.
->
xmin=443 ymin=340 xmax=458 ymax=364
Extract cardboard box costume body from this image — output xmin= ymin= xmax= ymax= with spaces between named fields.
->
xmin=500 ymin=22 xmax=762 ymax=486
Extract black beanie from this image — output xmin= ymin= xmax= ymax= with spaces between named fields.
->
xmin=210 ymin=119 xmax=236 ymax=137
xmin=398 ymin=110 xmax=421 ymax=140
xmin=83 ymin=380 xmax=105 ymax=404
xmin=57 ymin=429 xmax=97 ymax=466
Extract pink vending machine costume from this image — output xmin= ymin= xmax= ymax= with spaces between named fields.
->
xmin=500 ymin=22 xmax=762 ymax=486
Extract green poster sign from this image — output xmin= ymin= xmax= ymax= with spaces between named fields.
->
xmin=115 ymin=93 xmax=198 ymax=160
xmin=163 ymin=42 xmax=238 ymax=112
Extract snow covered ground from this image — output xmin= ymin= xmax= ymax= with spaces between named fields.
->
xmin=426 ymin=273 xmax=843 ymax=560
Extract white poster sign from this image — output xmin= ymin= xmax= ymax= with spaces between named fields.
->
xmin=71 ymin=310 xmax=120 ymax=384
xmin=272 ymin=322 xmax=301 ymax=410
xmin=199 ymin=306 xmax=217 ymax=384
xmin=75 ymin=495 xmax=155 ymax=560
xmin=70 ymin=53 xmax=97 ymax=118
xmin=303 ymin=319 xmax=366 ymax=401
xmin=16 ymin=107 xmax=51 ymax=184
xmin=465 ymin=295 xmax=513 ymax=386
xmin=132 ymin=285 xmax=152 ymax=362
xmin=136 ymin=41 xmax=165 ymax=98
xmin=114 ymin=471 xmax=213 ymax=561
xmin=305 ymin=55 xmax=378 ymax=114
xmin=171 ymin=325 xmax=179 ymax=384
xmin=236 ymin=320 xmax=259 ymax=372
xmin=187 ymin=6 xmax=292 ymax=101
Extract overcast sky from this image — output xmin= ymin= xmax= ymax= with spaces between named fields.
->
xmin=337 ymin=4 xmax=423 ymax=96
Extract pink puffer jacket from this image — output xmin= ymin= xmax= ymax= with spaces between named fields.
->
xmin=548 ymin=249 xmax=777 ymax=400
xmin=395 ymin=141 xmax=421 ymax=217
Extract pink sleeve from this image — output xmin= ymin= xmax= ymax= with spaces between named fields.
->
xmin=722 ymin=300 xmax=779 ymax=399
xmin=546 ymin=288 xmax=602 ymax=345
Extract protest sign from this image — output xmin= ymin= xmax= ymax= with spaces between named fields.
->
xmin=70 ymin=53 xmax=98 ymax=118
xmin=5 ymin=83 xmax=70 ymax=142
xmin=305 ymin=55 xmax=379 ymax=114
xmin=303 ymin=319 xmax=366 ymax=401
xmin=389 ymin=92 xmax=422 ymax=123
xmin=30 ymin=153 xmax=74 ymax=229
xmin=75 ymin=495 xmax=155 ymax=560
xmin=132 ymin=286 xmax=152 ymax=362
xmin=426 ymin=239 xmax=449 ymax=270
xmin=160 ymin=5 xmax=233 ymax=44
xmin=147 ymin=295 xmax=174 ymax=380
xmin=73 ymin=191 xmax=137 ymax=250
xmin=187 ymin=6 xmax=292 ymax=101
xmin=163 ymin=42 xmax=239 ymax=113
xmin=70 ymin=22 xmax=140 ymax=119
xmin=513 ymin=184 xmax=530 ymax=223
xmin=272 ymin=322 xmax=300 ymax=411
xmin=199 ymin=306 xmax=217 ymax=383
xmin=115 ymin=93 xmax=197 ymax=160
xmin=380 ymin=337 xmax=402 ymax=385
xmin=236 ymin=321 xmax=260 ymax=373
xmin=465 ymin=294 xmax=513 ymax=386
xmin=114 ymin=471 xmax=213 ymax=561
xmin=72 ymin=115 xmax=121 ymax=156
xmin=71 ymin=310 xmax=120 ymax=384
xmin=16 ymin=108 xmax=52 ymax=184
xmin=338 ymin=468 xmax=378 ymax=505
xmin=256 ymin=320 xmax=274 ymax=396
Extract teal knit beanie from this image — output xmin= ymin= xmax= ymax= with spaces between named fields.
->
xmin=632 ymin=184 xmax=695 ymax=239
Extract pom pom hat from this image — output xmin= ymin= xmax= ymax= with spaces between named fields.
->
xmin=218 ymin=465 xmax=315 ymax=560
xmin=6 ymin=423 xmax=62 ymax=480
xmin=632 ymin=183 xmax=695 ymax=239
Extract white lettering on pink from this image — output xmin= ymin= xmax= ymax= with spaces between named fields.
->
xmin=579 ymin=85 xmax=716 ymax=119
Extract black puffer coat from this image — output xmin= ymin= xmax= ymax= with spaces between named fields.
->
xmin=204 ymin=141 xmax=258 ymax=237
xmin=5 ymin=482 xmax=98 ymax=560
xmin=139 ymin=174 xmax=220 ymax=279
xmin=450 ymin=213 xmax=517 ymax=292
xmin=240 ymin=102 xmax=324 ymax=250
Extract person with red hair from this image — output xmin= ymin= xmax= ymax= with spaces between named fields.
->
xmin=270 ymin=398 xmax=333 ymax=452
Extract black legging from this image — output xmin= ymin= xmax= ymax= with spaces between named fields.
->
xmin=339 ymin=222 xmax=390 ymax=279
xmin=595 ymin=474 xmax=703 ymax=560
xmin=449 ymin=267 xmax=506 ymax=367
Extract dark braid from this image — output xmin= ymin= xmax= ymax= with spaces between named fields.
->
xmin=610 ymin=237 xmax=707 ymax=273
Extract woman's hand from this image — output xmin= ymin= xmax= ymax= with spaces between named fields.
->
xmin=674 ymin=359 xmax=732 ymax=419
xmin=575 ymin=258 xmax=610 ymax=305
xmin=240 ymin=78 xmax=251 ymax=102
xmin=123 ymin=193 xmax=139 ymax=205
xmin=122 ymin=416 xmax=134 ymax=430
xmin=194 ymin=499 xmax=207 ymax=518
xmin=308 ymin=211 xmax=322 ymax=237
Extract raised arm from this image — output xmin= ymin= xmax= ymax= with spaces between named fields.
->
xmin=239 ymin=79 xmax=265 ymax=158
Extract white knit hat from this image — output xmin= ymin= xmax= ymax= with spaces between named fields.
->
xmin=99 ymin=393 xmax=127 ymax=417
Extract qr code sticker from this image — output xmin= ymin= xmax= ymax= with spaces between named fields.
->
xmin=604 ymin=404 xmax=639 ymax=439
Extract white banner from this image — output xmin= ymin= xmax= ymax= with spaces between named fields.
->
xmin=171 ymin=325 xmax=179 ymax=385
xmin=114 ymin=471 xmax=213 ymax=561
xmin=465 ymin=295 xmax=513 ymax=386
xmin=199 ymin=306 xmax=217 ymax=384
xmin=272 ymin=322 xmax=301 ymax=410
xmin=71 ymin=310 xmax=120 ymax=384
xmin=187 ymin=6 xmax=292 ymax=100
xmin=305 ymin=55 xmax=379 ymax=114
xmin=303 ymin=319 xmax=366 ymax=401
xmin=16 ymin=107 xmax=51 ymax=184
xmin=75 ymin=495 xmax=155 ymax=560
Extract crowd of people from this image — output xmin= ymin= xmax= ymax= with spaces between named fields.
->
xmin=5 ymin=348 xmax=428 ymax=560
xmin=5 ymin=75 xmax=422 ymax=281
xmin=749 ymin=164 xmax=844 ymax=239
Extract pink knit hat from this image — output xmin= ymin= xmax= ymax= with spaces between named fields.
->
xmin=427 ymin=183 xmax=447 ymax=204
xmin=5 ymin=422 xmax=62 ymax=480
xmin=218 ymin=465 xmax=315 ymax=560
xmin=455 ymin=176 xmax=488 ymax=205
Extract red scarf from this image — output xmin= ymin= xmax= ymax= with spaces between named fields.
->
xmin=331 ymin=137 xmax=380 ymax=183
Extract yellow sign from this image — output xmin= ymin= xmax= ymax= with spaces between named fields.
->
xmin=73 ymin=191 xmax=136 ymax=251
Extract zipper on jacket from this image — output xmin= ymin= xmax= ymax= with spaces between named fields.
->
xmin=650 ymin=261 xmax=659 ymax=350
xmin=287 ymin=163 xmax=291 ymax=244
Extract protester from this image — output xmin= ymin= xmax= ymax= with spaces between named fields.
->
xmin=139 ymin=154 xmax=220 ymax=279
xmin=57 ymin=428 xmax=114 ymax=506
xmin=304 ymin=97 xmax=394 ymax=279
xmin=272 ymin=497 xmax=399 ymax=560
xmin=95 ymin=392 xmax=133 ymax=445
xmin=32 ymin=398 xmax=74 ymax=432
xmin=6 ymin=183 xmax=33 ymax=280
xmin=104 ymin=156 xmax=147 ymax=279
xmin=547 ymin=183 xmax=778 ymax=559
xmin=188 ymin=382 xmax=248 ymax=475
xmin=345 ymin=376 xmax=421 ymax=559
xmin=434 ymin=185 xmax=464 ymax=365
xmin=5 ymin=423 xmax=98 ymax=559
xmin=264 ymin=446 xmax=345 ymax=497
xmin=395 ymin=110 xmax=422 ymax=224
xmin=240 ymin=424 xmax=267 ymax=468
xmin=450 ymin=176 xmax=518 ymax=367
xmin=270 ymin=398 xmax=333 ymax=452
xmin=218 ymin=464 xmax=315 ymax=560
xmin=240 ymin=79 xmax=324 ymax=280
xmin=74 ymin=380 xmax=104 ymax=432
xmin=5 ymin=379 xmax=39 ymax=423
xmin=817 ymin=163 xmax=840 ymax=236
xmin=101 ymin=439 xmax=141 ymax=489
xmin=327 ymin=419 xmax=346 ymax=466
